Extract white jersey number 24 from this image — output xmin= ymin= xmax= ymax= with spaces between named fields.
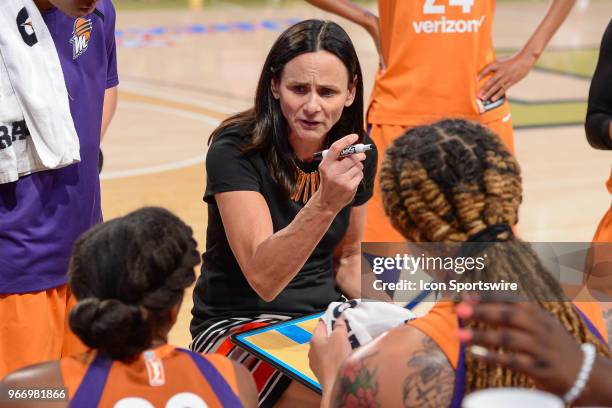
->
xmin=423 ymin=0 xmax=475 ymax=14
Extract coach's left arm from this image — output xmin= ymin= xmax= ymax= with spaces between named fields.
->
xmin=333 ymin=204 xmax=391 ymax=301
xmin=478 ymin=0 xmax=576 ymax=102
xmin=333 ymin=204 xmax=366 ymax=300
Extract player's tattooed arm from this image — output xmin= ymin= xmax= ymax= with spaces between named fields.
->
xmin=330 ymin=351 xmax=380 ymax=408
xmin=402 ymin=337 xmax=454 ymax=408
xmin=328 ymin=332 xmax=454 ymax=408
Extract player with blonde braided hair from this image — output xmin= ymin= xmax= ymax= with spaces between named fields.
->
xmin=309 ymin=119 xmax=610 ymax=408
xmin=379 ymin=119 xmax=521 ymax=243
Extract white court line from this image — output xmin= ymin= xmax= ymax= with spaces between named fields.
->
xmin=100 ymin=101 xmax=221 ymax=180
xmin=120 ymin=82 xmax=240 ymax=114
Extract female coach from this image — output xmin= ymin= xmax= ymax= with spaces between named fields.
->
xmin=190 ymin=20 xmax=376 ymax=407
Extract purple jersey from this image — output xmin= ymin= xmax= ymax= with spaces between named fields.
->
xmin=0 ymin=1 xmax=118 ymax=294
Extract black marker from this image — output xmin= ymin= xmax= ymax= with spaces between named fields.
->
xmin=313 ymin=143 xmax=375 ymax=160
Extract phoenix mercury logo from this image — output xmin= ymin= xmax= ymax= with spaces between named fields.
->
xmin=69 ymin=17 xmax=93 ymax=59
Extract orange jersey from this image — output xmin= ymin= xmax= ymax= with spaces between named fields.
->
xmin=61 ymin=345 xmax=242 ymax=408
xmin=409 ymin=300 xmax=609 ymax=370
xmin=368 ymin=0 xmax=511 ymax=126
xmin=592 ymin=170 xmax=612 ymax=242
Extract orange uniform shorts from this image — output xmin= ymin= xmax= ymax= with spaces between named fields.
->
xmin=593 ymin=172 xmax=612 ymax=243
xmin=587 ymin=172 xmax=612 ymax=299
xmin=0 ymin=284 xmax=87 ymax=379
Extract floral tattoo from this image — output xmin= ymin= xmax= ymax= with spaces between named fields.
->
xmin=333 ymin=352 xmax=380 ymax=408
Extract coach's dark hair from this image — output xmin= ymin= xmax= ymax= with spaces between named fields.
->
xmin=209 ymin=19 xmax=366 ymax=196
xmin=68 ymin=207 xmax=200 ymax=361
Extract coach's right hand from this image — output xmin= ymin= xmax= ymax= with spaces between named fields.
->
xmin=316 ymin=133 xmax=365 ymax=214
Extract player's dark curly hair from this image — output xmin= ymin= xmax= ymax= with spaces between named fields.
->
xmin=380 ymin=119 xmax=610 ymax=393
xmin=68 ymin=207 xmax=200 ymax=361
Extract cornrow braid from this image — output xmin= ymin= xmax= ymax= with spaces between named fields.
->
xmin=140 ymin=250 xmax=200 ymax=312
xmin=380 ymin=119 xmax=611 ymax=394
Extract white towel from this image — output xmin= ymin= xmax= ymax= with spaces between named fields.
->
xmin=322 ymin=299 xmax=416 ymax=349
xmin=0 ymin=0 xmax=80 ymax=184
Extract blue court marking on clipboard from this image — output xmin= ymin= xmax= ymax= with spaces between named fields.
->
xmin=234 ymin=313 xmax=324 ymax=391
xmin=276 ymin=325 xmax=312 ymax=344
